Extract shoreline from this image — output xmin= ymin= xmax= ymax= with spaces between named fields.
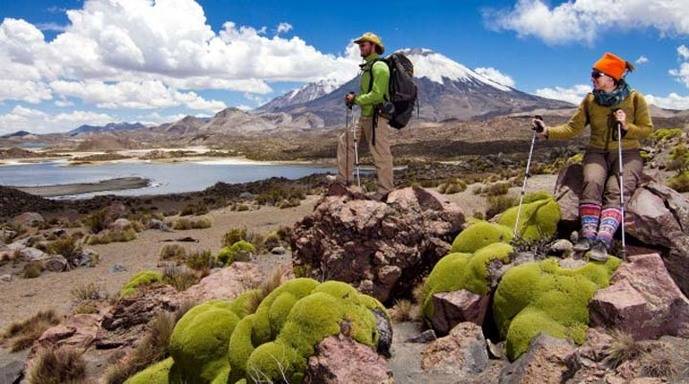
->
xmin=14 ymin=177 xmax=151 ymax=197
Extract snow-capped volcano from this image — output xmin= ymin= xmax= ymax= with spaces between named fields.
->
xmin=257 ymin=48 xmax=572 ymax=125
xmin=402 ymin=48 xmax=513 ymax=92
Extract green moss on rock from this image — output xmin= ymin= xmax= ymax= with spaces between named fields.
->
xmin=169 ymin=300 xmax=242 ymax=382
xmin=124 ymin=357 xmax=173 ymax=384
xmin=119 ymin=270 xmax=163 ymax=297
xmin=450 ymin=221 xmax=513 ymax=253
xmin=128 ymin=278 xmax=386 ymax=384
xmin=493 ymin=257 xmax=620 ymax=360
xmin=422 ymin=242 xmax=513 ymax=322
xmin=497 ymin=195 xmax=561 ymax=243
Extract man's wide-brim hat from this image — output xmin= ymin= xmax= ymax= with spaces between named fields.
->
xmin=354 ymin=32 xmax=384 ymax=54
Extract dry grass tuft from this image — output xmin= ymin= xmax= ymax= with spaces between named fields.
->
xmin=605 ymin=330 xmax=644 ymax=369
xmin=2 ymin=310 xmax=61 ymax=352
xmin=389 ymin=299 xmax=418 ymax=322
xmin=28 ymin=346 xmax=86 ymax=384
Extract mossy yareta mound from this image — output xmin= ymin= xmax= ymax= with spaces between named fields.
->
xmin=450 ymin=220 xmax=514 ymax=253
xmin=493 ymin=257 xmax=621 ymax=360
xmin=119 ymin=270 xmax=163 ymax=297
xmin=497 ymin=194 xmax=561 ymax=243
xmin=125 ymin=278 xmax=388 ymax=384
xmin=422 ymin=240 xmax=514 ymax=321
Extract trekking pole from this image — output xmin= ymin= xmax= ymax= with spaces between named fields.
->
xmin=347 ymin=93 xmax=361 ymax=188
xmin=514 ymin=115 xmax=544 ymax=237
xmin=616 ymin=119 xmax=627 ymax=260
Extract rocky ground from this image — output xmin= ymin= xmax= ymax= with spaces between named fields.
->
xmin=0 ymin=128 xmax=688 ymax=383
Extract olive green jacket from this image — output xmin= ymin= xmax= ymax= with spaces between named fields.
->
xmin=355 ymin=53 xmax=390 ymax=117
xmin=548 ymin=90 xmax=653 ymax=151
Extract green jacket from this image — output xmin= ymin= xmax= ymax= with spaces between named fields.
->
xmin=355 ymin=53 xmax=390 ymax=117
xmin=548 ymin=90 xmax=653 ymax=151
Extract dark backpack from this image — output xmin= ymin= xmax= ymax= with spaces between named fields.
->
xmin=368 ymin=52 xmax=418 ymax=129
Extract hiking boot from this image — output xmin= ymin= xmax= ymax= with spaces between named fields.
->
xmin=585 ymin=240 xmax=609 ymax=262
xmin=573 ymin=238 xmax=593 ymax=252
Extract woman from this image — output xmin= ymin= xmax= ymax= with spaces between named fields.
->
xmin=535 ymin=52 xmax=653 ymax=261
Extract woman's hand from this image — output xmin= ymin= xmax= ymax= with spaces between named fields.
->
xmin=614 ymin=109 xmax=628 ymax=130
xmin=532 ymin=118 xmax=548 ymax=140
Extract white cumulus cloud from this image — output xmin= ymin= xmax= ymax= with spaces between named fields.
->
xmin=534 ymin=84 xmax=592 ymax=105
xmin=635 ymin=56 xmax=649 ymax=65
xmin=645 ymin=93 xmax=689 ymax=110
xmin=0 ymin=0 xmax=362 ymax=113
xmin=474 ymin=67 xmax=516 ymax=88
xmin=485 ymin=0 xmax=689 ymax=45
xmin=0 ymin=106 xmax=115 ymax=134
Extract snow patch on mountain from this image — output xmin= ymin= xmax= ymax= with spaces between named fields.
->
xmin=400 ymin=48 xmax=513 ymax=92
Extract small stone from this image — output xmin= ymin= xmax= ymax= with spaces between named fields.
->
xmin=109 ymin=264 xmax=127 ymax=273
xmin=406 ymin=329 xmax=437 ymax=344
xmin=550 ymin=239 xmax=574 ymax=253
xmin=1 ymin=274 xmax=11 ymax=282
xmin=44 ymin=254 xmax=68 ymax=272
xmin=270 ymin=246 xmax=286 ymax=255
xmin=430 ymin=289 xmax=490 ymax=335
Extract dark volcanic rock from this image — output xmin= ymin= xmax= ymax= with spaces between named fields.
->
xmin=291 ymin=185 xmax=464 ymax=303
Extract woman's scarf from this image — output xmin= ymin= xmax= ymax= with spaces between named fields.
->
xmin=593 ymin=79 xmax=631 ymax=107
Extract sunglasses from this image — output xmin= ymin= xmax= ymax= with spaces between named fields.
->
xmin=591 ymin=70 xmax=607 ymax=79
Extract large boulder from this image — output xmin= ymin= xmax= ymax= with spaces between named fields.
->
xmin=305 ymin=335 xmax=393 ymax=384
xmin=291 ymin=186 xmax=464 ymax=302
xmin=589 ymin=253 xmax=689 ymax=340
xmin=554 ymin=164 xmax=689 ymax=295
xmin=180 ymin=261 xmax=265 ymax=302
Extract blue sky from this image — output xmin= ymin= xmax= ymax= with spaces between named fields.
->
xmin=1 ymin=0 xmax=688 ymax=134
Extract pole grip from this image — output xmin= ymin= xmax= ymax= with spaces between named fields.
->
xmin=533 ymin=115 xmax=544 ymax=133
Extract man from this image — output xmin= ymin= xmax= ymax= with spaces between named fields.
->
xmin=336 ymin=32 xmax=394 ymax=199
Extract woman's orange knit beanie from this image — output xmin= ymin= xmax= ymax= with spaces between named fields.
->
xmin=593 ymin=52 xmax=627 ymax=80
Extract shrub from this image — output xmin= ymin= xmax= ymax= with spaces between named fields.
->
xmin=180 ymin=203 xmax=209 ymax=217
xmin=389 ymin=299 xmax=417 ymax=322
xmin=486 ymin=195 xmax=518 ymax=219
xmin=162 ymin=265 xmax=199 ymax=292
xmin=484 ymin=181 xmax=510 ymax=196
xmin=159 ymin=244 xmax=186 ymax=261
xmin=605 ymin=330 xmax=643 ymax=368
xmin=47 ymin=236 xmax=82 ymax=265
xmin=497 ymin=194 xmax=561 ymax=243
xmin=185 ymin=250 xmax=214 ymax=271
xmin=85 ymin=209 xmax=109 ymax=234
xmin=667 ymin=171 xmax=689 ymax=193
xmin=217 ymin=240 xmax=256 ymax=265
xmin=1 ymin=310 xmax=60 ymax=352
xmin=650 ymin=127 xmax=684 ymax=143
xmin=71 ymin=282 xmax=107 ymax=302
xmin=104 ymin=310 xmax=180 ymax=384
xmin=437 ymin=178 xmax=467 ymax=194
xmin=86 ymin=228 xmax=137 ymax=245
xmin=222 ymin=227 xmax=247 ymax=247
xmin=256 ymin=187 xmax=306 ymax=206
xmin=23 ymin=261 xmax=44 ymax=279
xmin=172 ymin=217 xmax=212 ymax=230
xmin=27 ymin=346 xmax=86 ymax=384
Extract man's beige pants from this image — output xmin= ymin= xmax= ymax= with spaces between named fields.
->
xmin=337 ymin=116 xmax=394 ymax=194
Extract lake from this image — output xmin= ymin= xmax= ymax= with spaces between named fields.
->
xmin=0 ymin=159 xmax=335 ymax=198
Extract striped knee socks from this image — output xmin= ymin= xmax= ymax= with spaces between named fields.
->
xmin=579 ymin=203 xmax=602 ymax=240
xmin=597 ymin=207 xmax=622 ymax=248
